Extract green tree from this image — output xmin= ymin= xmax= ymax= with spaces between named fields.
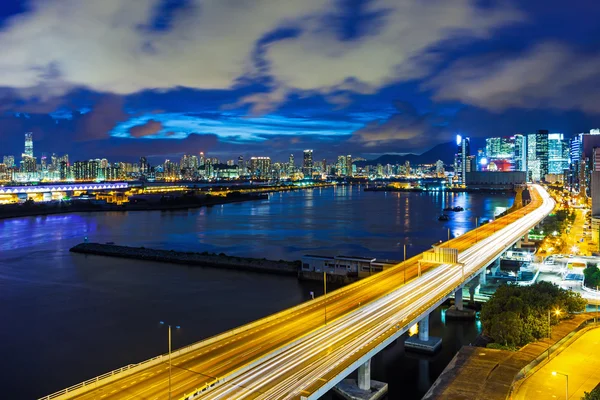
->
xmin=584 ymin=264 xmax=600 ymax=288
xmin=582 ymin=386 xmax=600 ymax=400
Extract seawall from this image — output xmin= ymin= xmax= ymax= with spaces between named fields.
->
xmin=70 ymin=243 xmax=300 ymax=276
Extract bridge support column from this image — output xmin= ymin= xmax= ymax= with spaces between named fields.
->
xmin=333 ymin=358 xmax=388 ymax=400
xmin=455 ymin=289 xmax=463 ymax=311
xmin=405 ymin=314 xmax=441 ymax=353
xmin=446 ymin=287 xmax=476 ymax=321
xmin=480 ymin=270 xmax=487 ymax=285
xmin=418 ymin=315 xmax=429 ymax=341
xmin=357 ymin=359 xmax=371 ymax=390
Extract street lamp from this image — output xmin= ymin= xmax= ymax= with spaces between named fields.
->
xmin=552 ymin=371 xmax=569 ymax=400
xmin=323 ymin=271 xmax=328 ymax=325
xmin=548 ymin=308 xmax=561 ymax=338
xmin=159 ymin=321 xmax=181 ymax=400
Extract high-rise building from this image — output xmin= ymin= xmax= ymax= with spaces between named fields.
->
xmin=346 ymin=155 xmax=353 ymax=177
xmin=237 ymin=155 xmax=245 ymax=176
xmin=548 ymin=133 xmax=568 ymax=174
xmin=249 ymin=157 xmax=271 ymax=179
xmin=288 ymin=154 xmax=294 ymax=175
xmin=139 ymin=156 xmax=149 ymax=176
xmin=24 ymin=132 xmax=33 ymax=158
xmin=435 ymin=160 xmax=445 ymax=177
xmin=514 ymin=134 xmax=527 ymax=172
xmin=526 ymin=130 xmax=549 ymax=181
xmin=535 ymin=130 xmax=549 ymax=178
xmin=303 ymin=150 xmax=313 ymax=178
xmin=454 ymin=135 xmax=470 ymax=184
xmin=3 ymin=155 xmax=14 ymax=168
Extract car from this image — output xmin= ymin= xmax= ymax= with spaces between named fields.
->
xmin=568 ymin=254 xmax=574 ymax=258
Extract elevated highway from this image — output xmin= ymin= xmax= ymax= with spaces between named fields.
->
xmin=41 ymin=185 xmax=554 ymax=400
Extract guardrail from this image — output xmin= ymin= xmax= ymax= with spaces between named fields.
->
xmin=38 ymin=358 xmax=160 ymax=400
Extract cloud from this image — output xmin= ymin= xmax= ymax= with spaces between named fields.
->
xmin=128 ymin=119 xmax=163 ymax=138
xmin=350 ymin=102 xmax=450 ymax=150
xmin=427 ymin=42 xmax=600 ymax=114
xmin=0 ymin=0 xmax=522 ymax=113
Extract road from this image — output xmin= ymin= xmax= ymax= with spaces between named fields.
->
xmin=45 ymin=185 xmax=552 ymax=400
xmin=513 ymin=327 xmax=600 ymax=400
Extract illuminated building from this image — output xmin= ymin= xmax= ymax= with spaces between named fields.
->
xmin=303 ymin=150 xmax=313 ymax=177
xmin=249 ymin=156 xmax=271 ymax=179
xmin=527 ymin=130 xmax=549 ymax=181
xmin=288 ymin=154 xmax=294 ymax=175
xmin=435 ymin=160 xmax=445 ymax=177
xmin=514 ymin=134 xmax=527 ymax=172
xmin=24 ymin=132 xmax=33 ymax=158
xmin=548 ymin=133 xmax=568 ymax=174
xmin=3 ymin=155 xmax=14 ymax=168
xmin=454 ymin=135 xmax=470 ymax=184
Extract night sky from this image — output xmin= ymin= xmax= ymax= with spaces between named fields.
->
xmin=0 ymin=0 xmax=599 ymax=163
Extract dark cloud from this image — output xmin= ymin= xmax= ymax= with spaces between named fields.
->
xmin=129 ymin=119 xmax=164 ymax=138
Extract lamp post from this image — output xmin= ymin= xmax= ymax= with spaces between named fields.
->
xmin=159 ymin=321 xmax=181 ymax=400
xmin=324 ymin=271 xmax=327 ymax=325
xmin=548 ymin=308 xmax=561 ymax=339
xmin=475 ymin=217 xmax=478 ymax=243
xmin=403 ymin=244 xmax=407 ymax=284
xmin=552 ymin=371 xmax=568 ymax=400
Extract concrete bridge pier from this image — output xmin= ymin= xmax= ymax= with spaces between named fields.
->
xmin=404 ymin=314 xmax=442 ymax=353
xmin=446 ymin=287 xmax=477 ymax=320
xmin=333 ymin=358 xmax=388 ymax=400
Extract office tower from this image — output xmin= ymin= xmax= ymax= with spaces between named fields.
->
xmin=237 ymin=155 xmax=245 ymax=176
xmin=548 ymin=133 xmax=568 ymax=174
xmin=404 ymin=160 xmax=410 ymax=176
xmin=514 ymin=134 xmax=527 ymax=172
xmin=485 ymin=136 xmax=515 ymax=171
xmin=249 ymin=157 xmax=271 ymax=179
xmin=288 ymin=154 xmax=294 ymax=175
xmin=346 ymin=155 xmax=353 ymax=177
xmin=322 ymin=159 xmax=327 ymax=174
xmin=24 ymin=132 xmax=33 ymax=158
xmin=454 ymin=135 xmax=470 ymax=184
xmin=336 ymin=155 xmax=346 ymax=176
xmin=199 ymin=152 xmax=206 ymax=167
xmin=3 ymin=155 xmax=14 ymax=168
xmin=535 ymin=130 xmax=549 ymax=178
xmin=41 ymin=153 xmax=48 ymax=170
xmin=303 ymin=150 xmax=313 ymax=177
xmin=435 ymin=160 xmax=445 ymax=177
xmin=526 ymin=130 xmax=549 ymax=181
xmin=139 ymin=156 xmax=148 ymax=175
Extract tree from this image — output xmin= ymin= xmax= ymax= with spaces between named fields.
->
xmin=481 ymin=282 xmax=586 ymax=348
xmin=582 ymin=387 xmax=600 ymax=400
xmin=584 ymin=264 xmax=600 ymax=288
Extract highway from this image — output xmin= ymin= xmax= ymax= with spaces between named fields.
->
xmin=44 ymin=185 xmax=553 ymax=400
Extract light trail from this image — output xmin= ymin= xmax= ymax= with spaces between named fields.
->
xmin=43 ymin=185 xmax=553 ymax=400
xmin=195 ymin=185 xmax=554 ymax=400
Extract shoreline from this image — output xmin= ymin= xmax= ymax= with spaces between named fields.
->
xmin=70 ymin=243 xmax=301 ymax=276
xmin=0 ymin=193 xmax=269 ymax=220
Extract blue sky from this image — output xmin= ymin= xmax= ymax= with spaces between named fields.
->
xmin=0 ymin=0 xmax=599 ymax=163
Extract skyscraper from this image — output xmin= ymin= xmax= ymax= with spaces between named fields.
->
xmin=514 ymin=134 xmax=527 ymax=172
xmin=548 ymin=133 xmax=568 ymax=175
xmin=288 ymin=154 xmax=294 ymax=176
xmin=526 ymin=130 xmax=549 ymax=181
xmin=303 ymin=150 xmax=313 ymax=178
xmin=454 ymin=135 xmax=470 ymax=184
xmin=535 ymin=130 xmax=549 ymax=178
xmin=249 ymin=156 xmax=271 ymax=179
xmin=24 ymin=132 xmax=33 ymax=158
xmin=3 ymin=155 xmax=14 ymax=168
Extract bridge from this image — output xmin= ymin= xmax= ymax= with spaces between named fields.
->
xmin=41 ymin=184 xmax=555 ymax=400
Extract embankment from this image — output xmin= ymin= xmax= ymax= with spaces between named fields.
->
xmin=70 ymin=243 xmax=300 ymax=276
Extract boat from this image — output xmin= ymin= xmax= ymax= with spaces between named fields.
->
xmin=438 ymin=214 xmax=450 ymax=221
xmin=443 ymin=206 xmax=464 ymax=212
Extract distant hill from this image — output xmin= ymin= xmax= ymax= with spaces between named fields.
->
xmin=364 ymin=141 xmax=455 ymax=166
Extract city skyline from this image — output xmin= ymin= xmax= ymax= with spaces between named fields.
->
xmin=0 ymin=1 xmax=599 ymax=161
